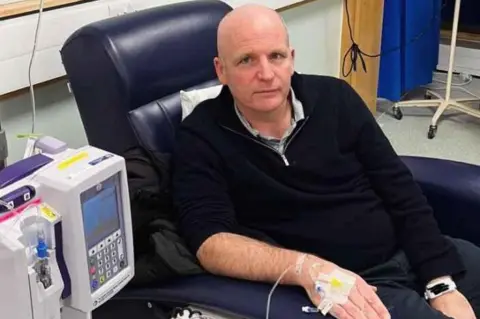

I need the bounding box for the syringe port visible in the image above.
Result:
[36,238,48,259]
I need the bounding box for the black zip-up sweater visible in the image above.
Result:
[172,73,465,285]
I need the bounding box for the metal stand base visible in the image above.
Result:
[393,90,480,139]
[391,0,480,139]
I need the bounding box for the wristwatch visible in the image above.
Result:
[424,277,457,300]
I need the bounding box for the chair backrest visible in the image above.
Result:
[61,0,231,154]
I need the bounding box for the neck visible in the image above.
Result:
[236,99,292,139]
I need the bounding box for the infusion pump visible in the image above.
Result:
[0,145,134,319]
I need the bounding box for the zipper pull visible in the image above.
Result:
[281,154,289,166]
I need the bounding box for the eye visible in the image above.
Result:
[239,56,251,65]
[270,52,285,60]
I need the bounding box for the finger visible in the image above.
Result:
[329,304,355,319]
[358,283,390,319]
[358,285,384,319]
[370,285,377,292]
[366,293,390,319]
[362,299,382,319]
[347,286,367,315]
[342,300,368,319]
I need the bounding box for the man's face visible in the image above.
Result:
[214,21,295,113]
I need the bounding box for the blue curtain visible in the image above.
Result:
[377,0,442,102]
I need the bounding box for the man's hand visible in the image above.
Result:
[299,257,391,319]
[430,290,476,319]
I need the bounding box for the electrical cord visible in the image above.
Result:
[419,71,480,101]
[425,84,480,101]
[432,71,472,86]
[342,0,448,77]
[28,0,46,136]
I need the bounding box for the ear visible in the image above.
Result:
[214,57,227,85]
[289,48,295,75]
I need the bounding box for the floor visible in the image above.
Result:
[376,73,480,166]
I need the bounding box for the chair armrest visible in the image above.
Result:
[116,274,312,319]
[401,156,480,247]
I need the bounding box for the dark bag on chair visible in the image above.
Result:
[123,146,204,287]
[93,297,171,319]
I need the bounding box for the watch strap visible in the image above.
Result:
[424,277,457,300]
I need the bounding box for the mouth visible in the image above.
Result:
[256,89,279,94]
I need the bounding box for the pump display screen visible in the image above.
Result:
[81,174,122,248]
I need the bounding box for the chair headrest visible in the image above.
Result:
[128,79,220,153]
[61,0,231,155]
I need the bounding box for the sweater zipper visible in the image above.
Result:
[283,117,308,156]
[220,116,309,166]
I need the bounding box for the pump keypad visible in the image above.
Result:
[88,229,127,291]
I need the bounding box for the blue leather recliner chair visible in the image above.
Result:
[60,1,480,318]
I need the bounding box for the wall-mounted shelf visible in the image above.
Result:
[0,0,93,19]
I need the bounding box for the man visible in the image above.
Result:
[172,4,480,319]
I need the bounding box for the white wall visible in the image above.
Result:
[0,0,341,95]
[282,0,342,77]
[0,0,343,163]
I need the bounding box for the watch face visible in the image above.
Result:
[430,283,450,295]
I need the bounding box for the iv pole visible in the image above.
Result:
[392,0,480,139]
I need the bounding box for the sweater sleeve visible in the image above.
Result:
[338,80,465,286]
[171,126,238,255]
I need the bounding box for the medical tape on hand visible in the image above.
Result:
[316,297,334,316]
[295,253,308,275]
[311,268,356,314]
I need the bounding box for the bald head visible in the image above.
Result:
[213,3,295,116]
[217,4,289,60]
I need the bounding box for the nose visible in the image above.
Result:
[257,57,274,81]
